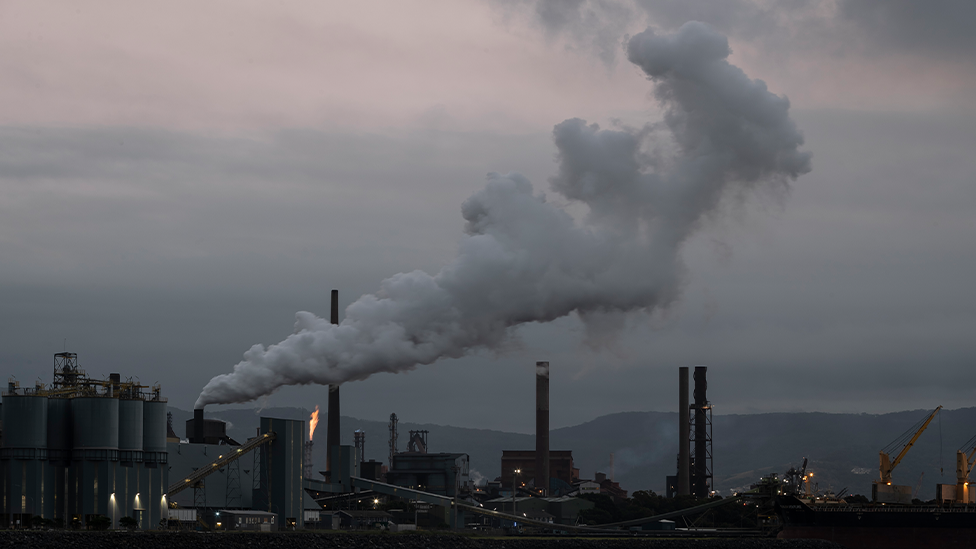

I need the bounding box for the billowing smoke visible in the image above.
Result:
[195,22,810,409]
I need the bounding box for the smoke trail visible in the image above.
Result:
[195,22,810,408]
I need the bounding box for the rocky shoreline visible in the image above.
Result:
[0,531,844,549]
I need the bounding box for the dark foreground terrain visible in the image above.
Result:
[0,531,843,549]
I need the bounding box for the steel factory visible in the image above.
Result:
[0,291,716,531]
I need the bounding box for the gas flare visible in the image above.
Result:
[309,405,319,442]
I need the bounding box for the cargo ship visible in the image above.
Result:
[767,406,976,548]
[774,493,976,548]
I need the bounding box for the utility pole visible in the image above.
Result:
[512,468,520,528]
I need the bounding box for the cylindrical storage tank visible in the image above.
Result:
[47,398,72,454]
[118,399,144,451]
[1,394,48,450]
[142,400,167,453]
[72,397,119,449]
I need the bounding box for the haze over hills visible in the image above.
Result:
[170,406,976,501]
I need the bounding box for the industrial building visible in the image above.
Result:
[0,352,168,529]
[2,295,638,532]
[166,413,309,530]
[500,450,579,493]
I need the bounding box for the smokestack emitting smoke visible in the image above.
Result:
[192,408,204,443]
[194,22,811,409]
[536,361,550,495]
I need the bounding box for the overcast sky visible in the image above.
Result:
[2,1,974,433]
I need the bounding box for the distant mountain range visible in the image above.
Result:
[169,406,976,501]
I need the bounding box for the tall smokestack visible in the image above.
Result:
[326,290,340,482]
[677,367,690,496]
[693,366,708,497]
[535,361,550,495]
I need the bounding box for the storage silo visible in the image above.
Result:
[45,397,72,521]
[119,399,144,458]
[142,401,167,458]
[0,393,48,523]
[70,397,119,521]
[140,399,168,529]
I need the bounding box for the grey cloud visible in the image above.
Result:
[0,110,974,430]
[494,0,976,74]
[838,0,976,60]
[493,0,635,64]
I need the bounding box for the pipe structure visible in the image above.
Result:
[693,366,709,498]
[535,361,550,495]
[326,289,341,481]
[678,367,690,496]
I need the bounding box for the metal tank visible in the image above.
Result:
[118,399,144,451]
[46,398,73,456]
[142,400,167,453]
[1,394,49,451]
[71,397,120,450]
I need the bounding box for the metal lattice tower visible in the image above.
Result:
[225,459,242,508]
[252,445,262,492]
[388,413,398,466]
[689,366,713,498]
[52,352,82,389]
[303,440,314,479]
[354,430,365,462]
[193,479,206,510]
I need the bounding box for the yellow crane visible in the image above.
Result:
[955,437,976,503]
[878,405,942,485]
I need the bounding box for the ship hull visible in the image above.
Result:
[775,495,976,548]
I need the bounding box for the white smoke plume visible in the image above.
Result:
[195,22,810,409]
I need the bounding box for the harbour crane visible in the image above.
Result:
[878,405,942,485]
[955,434,976,503]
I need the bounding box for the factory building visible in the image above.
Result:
[388,452,470,496]
[500,450,579,493]
[166,411,310,530]
[0,353,168,529]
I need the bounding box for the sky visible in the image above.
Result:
[2,0,975,434]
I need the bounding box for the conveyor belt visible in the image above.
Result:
[166,432,276,496]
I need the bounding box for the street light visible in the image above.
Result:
[512,469,521,526]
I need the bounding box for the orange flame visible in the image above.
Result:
[309,405,320,441]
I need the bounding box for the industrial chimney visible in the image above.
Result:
[325,289,341,482]
[677,366,690,496]
[192,407,204,444]
[691,366,712,498]
[535,361,550,496]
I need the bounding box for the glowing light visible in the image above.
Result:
[309,405,320,441]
